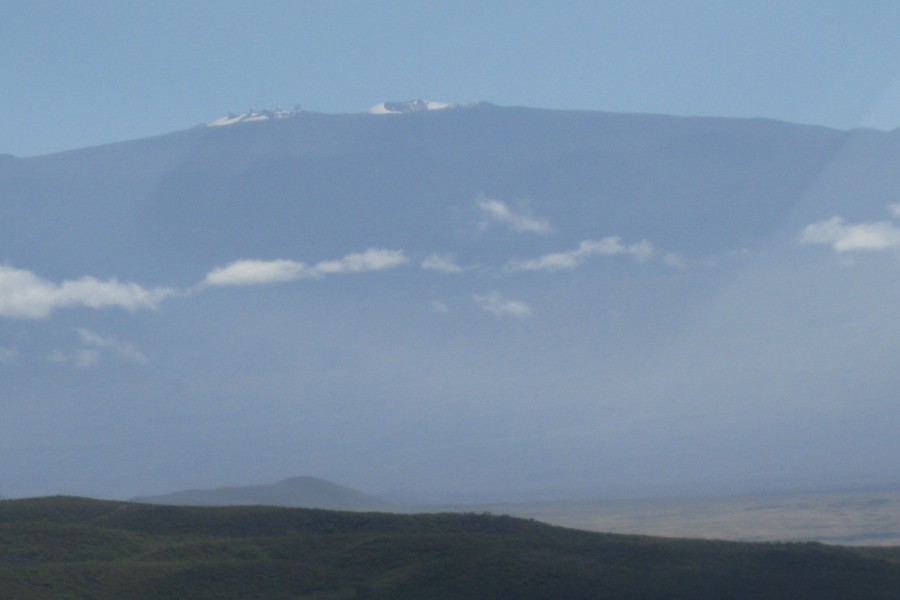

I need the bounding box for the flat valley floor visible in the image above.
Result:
[463,489,900,546]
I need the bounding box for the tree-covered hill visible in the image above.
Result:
[2,496,900,599]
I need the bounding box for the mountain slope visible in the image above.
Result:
[3,105,893,281]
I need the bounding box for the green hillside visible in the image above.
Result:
[2,496,900,599]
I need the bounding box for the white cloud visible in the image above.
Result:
[431,300,450,314]
[476,197,554,234]
[0,265,174,319]
[473,291,532,318]
[799,216,900,252]
[203,248,409,287]
[204,259,310,287]
[421,253,464,273]
[506,237,657,272]
[312,248,408,275]
[76,328,148,364]
[889,203,900,218]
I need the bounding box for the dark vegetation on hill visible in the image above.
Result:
[2,497,900,599]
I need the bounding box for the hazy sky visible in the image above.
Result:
[4,0,900,156]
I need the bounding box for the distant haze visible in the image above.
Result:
[2,104,900,503]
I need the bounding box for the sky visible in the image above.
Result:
[4,0,900,157]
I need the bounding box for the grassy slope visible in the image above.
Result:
[2,497,900,599]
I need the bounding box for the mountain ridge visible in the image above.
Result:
[3,495,900,599]
[131,475,395,511]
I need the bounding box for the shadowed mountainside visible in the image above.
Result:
[131,476,394,511]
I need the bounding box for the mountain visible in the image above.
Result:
[3,103,900,502]
[1,103,896,281]
[131,476,394,511]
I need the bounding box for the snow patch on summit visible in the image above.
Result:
[208,100,477,124]
[368,100,463,115]
[208,106,303,127]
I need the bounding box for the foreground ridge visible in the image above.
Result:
[1,496,900,599]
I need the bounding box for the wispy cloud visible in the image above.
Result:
[0,346,18,364]
[473,291,532,318]
[421,253,464,273]
[431,300,450,314]
[506,237,656,272]
[0,265,174,319]
[46,329,149,368]
[203,248,409,287]
[76,328,148,364]
[313,248,408,275]
[663,253,687,269]
[476,197,554,234]
[799,216,900,252]
[47,348,101,368]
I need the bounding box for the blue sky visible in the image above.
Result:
[4,0,900,157]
